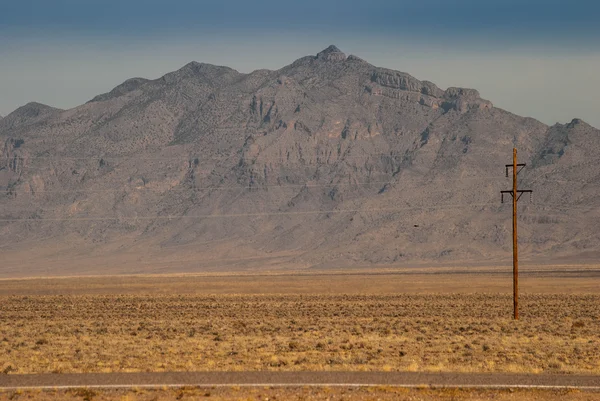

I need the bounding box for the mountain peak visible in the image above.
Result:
[320,45,343,53]
[180,61,238,74]
[157,61,241,85]
[566,118,590,128]
[316,45,346,61]
[0,102,62,131]
[10,102,61,117]
[22,101,53,109]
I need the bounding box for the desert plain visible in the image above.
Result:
[1,265,599,400]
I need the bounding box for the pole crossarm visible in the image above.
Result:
[500,189,533,203]
[505,163,526,177]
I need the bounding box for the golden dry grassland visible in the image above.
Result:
[1,289,599,375]
[2,271,600,400]
[2,269,600,382]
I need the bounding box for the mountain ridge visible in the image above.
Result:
[1,45,599,276]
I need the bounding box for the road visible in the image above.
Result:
[1,372,599,391]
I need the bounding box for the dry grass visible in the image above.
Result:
[1,387,598,401]
[1,291,599,375]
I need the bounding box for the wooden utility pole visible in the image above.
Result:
[501,148,532,320]
[512,149,519,320]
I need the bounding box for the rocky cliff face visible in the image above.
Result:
[1,45,600,275]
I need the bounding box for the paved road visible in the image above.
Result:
[1,372,599,390]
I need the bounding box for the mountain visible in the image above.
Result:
[0,102,62,131]
[1,46,600,276]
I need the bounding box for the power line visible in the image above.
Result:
[1,204,594,224]
[8,160,593,187]
[530,204,600,211]
[480,203,596,211]
[5,149,575,163]
[1,152,435,162]
[0,203,498,222]
[4,202,588,216]
[0,177,591,196]
[0,177,506,194]
[0,172,591,194]
[523,177,598,185]
[3,195,500,214]
[3,149,528,160]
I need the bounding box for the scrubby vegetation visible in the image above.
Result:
[2,293,599,375]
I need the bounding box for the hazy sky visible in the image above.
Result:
[1,0,600,127]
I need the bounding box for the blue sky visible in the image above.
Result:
[2,0,599,43]
[1,0,600,127]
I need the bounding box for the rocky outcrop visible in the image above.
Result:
[441,87,493,113]
[534,125,570,166]
[371,68,444,98]
[371,69,492,113]
[566,118,591,129]
[316,45,347,62]
[346,54,367,63]
[1,138,27,175]
[533,118,595,167]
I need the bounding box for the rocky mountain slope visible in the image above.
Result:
[1,45,599,275]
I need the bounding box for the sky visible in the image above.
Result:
[1,0,600,128]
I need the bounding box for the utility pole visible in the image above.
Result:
[501,148,532,320]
